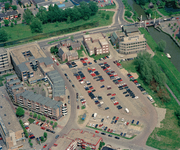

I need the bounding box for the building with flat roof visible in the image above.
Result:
[0,87,25,150]
[122,25,139,36]
[9,43,55,83]
[119,33,147,54]
[15,90,64,119]
[0,48,13,75]
[51,129,103,150]
[83,33,109,56]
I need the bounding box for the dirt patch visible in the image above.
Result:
[120,68,128,76]
[155,107,166,128]
[131,72,139,79]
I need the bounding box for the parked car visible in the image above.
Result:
[41,127,45,130]
[43,144,47,148]
[77,105,79,109]
[115,136,120,139]
[101,132,106,135]
[55,135,59,139]
[108,134,112,137]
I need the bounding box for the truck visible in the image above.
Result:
[82,113,86,121]
[93,113,97,119]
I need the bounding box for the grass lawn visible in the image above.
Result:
[124,16,133,23]
[28,118,35,124]
[78,115,85,124]
[151,10,162,19]
[0,73,14,86]
[91,53,110,60]
[48,37,69,44]
[2,11,114,42]
[77,49,84,57]
[99,3,116,9]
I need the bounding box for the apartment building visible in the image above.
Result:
[83,33,109,56]
[58,46,78,62]
[0,88,25,150]
[5,74,24,103]
[119,33,147,54]
[9,44,54,83]
[46,70,65,101]
[0,48,13,75]
[51,129,103,150]
[15,90,64,119]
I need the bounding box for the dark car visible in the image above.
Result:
[114,120,117,124]
[105,107,109,110]
[95,124,98,128]
[125,94,129,97]
[110,97,115,100]
[40,123,43,126]
[92,89,96,92]
[94,60,97,63]
[101,118,104,122]
[108,134,112,137]
[111,121,114,124]
[115,136,120,139]
[72,85,75,88]
[77,105,79,109]
[113,116,116,120]
[64,73,67,76]
[55,135,59,139]
[46,129,51,132]
[104,127,108,131]
[101,132,106,135]
[51,130,55,134]
[123,91,127,94]
[100,85,105,88]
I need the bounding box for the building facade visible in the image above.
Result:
[83,33,109,56]
[119,34,147,54]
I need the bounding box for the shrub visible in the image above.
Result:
[46,120,49,124]
[50,121,53,125]
[33,113,37,118]
[29,112,33,116]
[44,132,47,138]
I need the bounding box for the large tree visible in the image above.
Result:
[12,5,17,10]
[23,9,34,25]
[158,39,166,52]
[89,1,98,16]
[16,107,25,117]
[79,2,91,20]
[4,20,9,26]
[5,3,11,10]
[30,18,43,33]
[36,6,48,24]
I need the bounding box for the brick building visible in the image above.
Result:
[83,33,109,56]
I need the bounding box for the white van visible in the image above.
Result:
[147,95,153,102]
[125,108,129,113]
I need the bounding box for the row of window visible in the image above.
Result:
[120,41,146,45]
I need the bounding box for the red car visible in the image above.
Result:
[41,127,45,130]
[56,62,59,66]
[43,144,47,148]
[112,93,116,96]
[110,129,113,133]
[89,86,93,89]
[84,57,88,60]
[116,117,119,120]
[52,58,55,61]
[107,128,110,132]
[95,130,99,133]
[99,124,103,127]
[36,122,39,125]
[54,143,58,146]
[126,122,129,125]
[25,127,29,129]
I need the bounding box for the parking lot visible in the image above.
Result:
[62,58,146,118]
[87,114,142,138]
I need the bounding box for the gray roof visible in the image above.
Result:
[8,79,20,85]
[11,84,23,90]
[47,70,65,98]
[5,74,17,80]
[33,0,45,4]
[123,26,139,33]
[57,1,74,9]
[71,42,81,49]
[0,10,18,18]
[38,1,54,7]
[17,62,29,72]
[58,48,65,56]
[39,57,53,66]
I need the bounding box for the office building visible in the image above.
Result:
[0,48,13,74]
[83,33,109,56]
[51,129,103,150]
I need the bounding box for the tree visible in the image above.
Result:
[50,46,58,54]
[158,40,166,52]
[30,143,33,147]
[89,1,98,16]
[146,9,153,15]
[178,120,180,127]
[85,147,91,150]
[0,29,8,42]
[14,20,17,25]
[4,20,9,26]
[69,46,73,50]
[50,121,53,125]
[175,110,180,117]
[125,11,132,18]
[16,107,25,117]
[23,9,34,25]
[11,22,14,27]
[29,139,31,143]
[30,18,43,33]
[37,114,41,120]
[25,131,28,138]
[41,115,46,121]
[12,5,17,10]
[54,122,58,127]
[5,3,11,10]
[101,13,105,18]
[9,0,12,3]
[67,16,71,24]
[30,112,33,116]
[33,112,37,118]
[44,132,47,138]
[41,136,44,141]
[106,14,110,20]
[46,120,49,124]
[36,6,48,24]
[0,23,1,28]
[79,2,91,20]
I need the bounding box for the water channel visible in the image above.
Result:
[126,0,180,72]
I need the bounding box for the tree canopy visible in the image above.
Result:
[0,29,8,42]
[23,9,34,25]
[30,18,43,33]
[16,107,25,117]
[158,39,166,52]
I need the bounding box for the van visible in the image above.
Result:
[125,108,129,113]
[147,95,153,102]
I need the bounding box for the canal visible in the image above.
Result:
[126,0,147,20]
[148,27,180,72]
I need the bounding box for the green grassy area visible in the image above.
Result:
[90,53,110,60]
[78,115,86,124]
[81,106,86,109]
[151,10,162,19]
[47,37,69,44]
[122,0,132,11]
[124,16,134,23]
[2,10,114,42]
[158,8,180,16]
[87,126,136,139]
[77,49,84,57]
[0,73,14,86]
[99,3,116,9]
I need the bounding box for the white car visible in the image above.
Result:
[89,123,92,126]
[38,122,41,126]
[121,118,124,122]
[92,124,95,127]
[124,121,127,125]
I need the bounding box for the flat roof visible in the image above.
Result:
[8,79,20,85]
[40,65,55,73]
[84,33,104,41]
[11,84,23,90]
[86,40,101,50]
[121,34,146,44]
[9,43,46,65]
[99,38,108,45]
[0,87,22,133]
[5,74,17,80]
